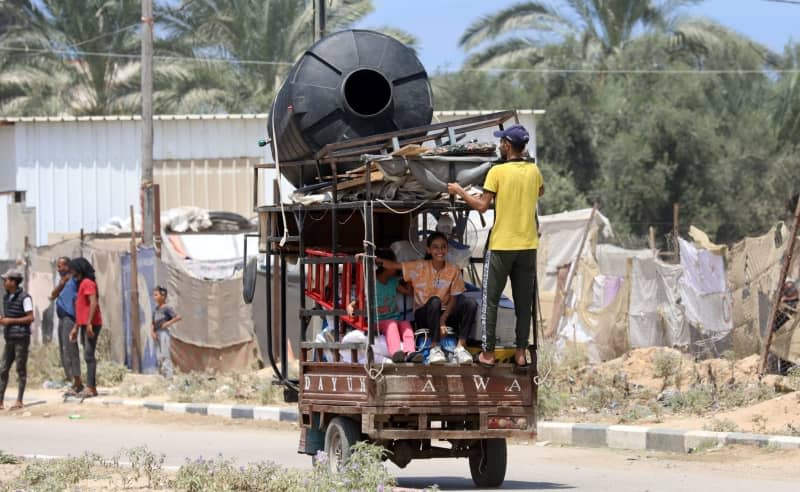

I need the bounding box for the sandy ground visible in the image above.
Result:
[649,391,800,433]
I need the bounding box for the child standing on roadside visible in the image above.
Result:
[152,286,181,379]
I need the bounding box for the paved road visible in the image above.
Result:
[0,415,798,491]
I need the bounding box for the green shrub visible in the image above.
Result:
[26,342,65,385]
[786,366,800,391]
[617,404,653,424]
[665,386,714,415]
[112,445,166,489]
[718,383,775,409]
[703,418,740,433]
[652,350,683,389]
[10,453,99,492]
[97,360,129,386]
[0,451,17,465]
[537,383,567,419]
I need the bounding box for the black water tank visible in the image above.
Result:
[268,29,433,187]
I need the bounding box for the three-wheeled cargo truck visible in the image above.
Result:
[244,111,538,487]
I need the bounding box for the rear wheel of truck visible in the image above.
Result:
[324,416,360,473]
[469,438,507,487]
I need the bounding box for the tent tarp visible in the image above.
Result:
[560,258,630,362]
[538,208,612,292]
[629,257,688,348]
[170,336,258,373]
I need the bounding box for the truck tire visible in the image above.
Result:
[242,256,257,304]
[469,438,507,488]
[324,417,361,472]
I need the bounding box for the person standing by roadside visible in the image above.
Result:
[68,258,102,398]
[151,286,180,379]
[447,124,545,369]
[49,257,82,394]
[0,268,34,410]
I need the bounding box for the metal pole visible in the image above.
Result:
[129,205,141,373]
[760,199,800,374]
[672,203,680,261]
[556,203,598,342]
[141,0,155,247]
[364,201,377,360]
[313,0,326,42]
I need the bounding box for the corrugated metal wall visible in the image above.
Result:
[11,116,272,244]
[154,158,262,216]
[5,111,539,245]
[14,120,143,244]
[0,126,16,191]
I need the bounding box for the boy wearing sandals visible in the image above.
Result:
[448,125,545,369]
[0,268,34,410]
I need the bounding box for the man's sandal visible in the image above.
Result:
[477,353,496,369]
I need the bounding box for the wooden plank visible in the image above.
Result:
[299,342,364,350]
[318,170,383,193]
[366,429,537,440]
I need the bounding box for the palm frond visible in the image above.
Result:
[458,1,570,50]
[463,36,544,70]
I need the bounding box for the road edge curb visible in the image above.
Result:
[537,422,800,452]
[94,397,299,423]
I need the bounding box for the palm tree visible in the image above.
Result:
[773,43,800,146]
[0,1,146,115]
[458,0,709,68]
[160,0,416,113]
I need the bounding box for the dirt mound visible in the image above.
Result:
[597,347,694,392]
[597,349,787,392]
[654,391,800,434]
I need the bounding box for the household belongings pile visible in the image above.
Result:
[290,143,500,204]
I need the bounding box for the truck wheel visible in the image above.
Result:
[324,417,360,472]
[469,438,507,488]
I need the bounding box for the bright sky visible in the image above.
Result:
[354,0,799,72]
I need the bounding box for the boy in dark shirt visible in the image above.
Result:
[152,286,181,379]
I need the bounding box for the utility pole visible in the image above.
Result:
[313,0,326,42]
[672,203,680,261]
[141,0,155,247]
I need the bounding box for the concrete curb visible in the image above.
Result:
[537,422,800,452]
[92,397,299,423]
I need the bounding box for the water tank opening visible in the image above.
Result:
[342,69,392,117]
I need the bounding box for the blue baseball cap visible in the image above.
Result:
[493,125,530,146]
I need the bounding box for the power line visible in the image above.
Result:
[0,46,295,66]
[69,23,140,48]
[0,45,797,75]
[764,0,800,5]
[460,67,800,75]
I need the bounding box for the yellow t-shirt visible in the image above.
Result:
[483,161,544,251]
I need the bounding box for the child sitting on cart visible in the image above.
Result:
[371,232,477,365]
[349,251,422,363]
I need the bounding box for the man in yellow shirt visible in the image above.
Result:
[447,125,544,368]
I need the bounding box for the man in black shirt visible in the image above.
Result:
[0,268,34,410]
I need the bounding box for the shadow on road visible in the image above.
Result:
[396,477,574,490]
